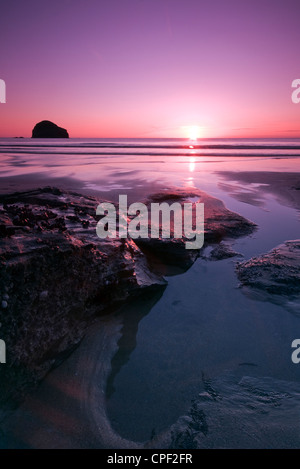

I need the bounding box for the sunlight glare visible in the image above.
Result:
[188,125,200,141]
[189,157,195,172]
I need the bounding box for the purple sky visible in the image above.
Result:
[1,0,300,137]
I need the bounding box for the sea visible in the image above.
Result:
[1,137,300,447]
[1,136,300,198]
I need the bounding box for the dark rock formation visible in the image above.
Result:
[0,186,256,411]
[32,120,69,138]
[236,240,300,313]
[134,188,255,271]
[0,187,165,407]
[236,240,300,295]
[208,242,243,261]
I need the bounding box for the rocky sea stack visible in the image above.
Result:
[32,120,69,138]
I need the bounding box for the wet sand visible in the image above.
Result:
[0,172,167,204]
[1,316,134,449]
[217,171,300,211]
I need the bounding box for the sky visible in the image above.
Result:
[0,0,300,138]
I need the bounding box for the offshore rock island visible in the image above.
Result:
[0,186,256,416]
[32,120,69,138]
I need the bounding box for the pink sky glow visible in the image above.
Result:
[0,0,300,138]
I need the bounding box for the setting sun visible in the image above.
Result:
[187,126,201,141]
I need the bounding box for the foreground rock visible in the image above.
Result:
[135,188,255,271]
[0,187,165,407]
[0,186,256,412]
[207,242,243,261]
[32,120,69,138]
[236,240,300,313]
